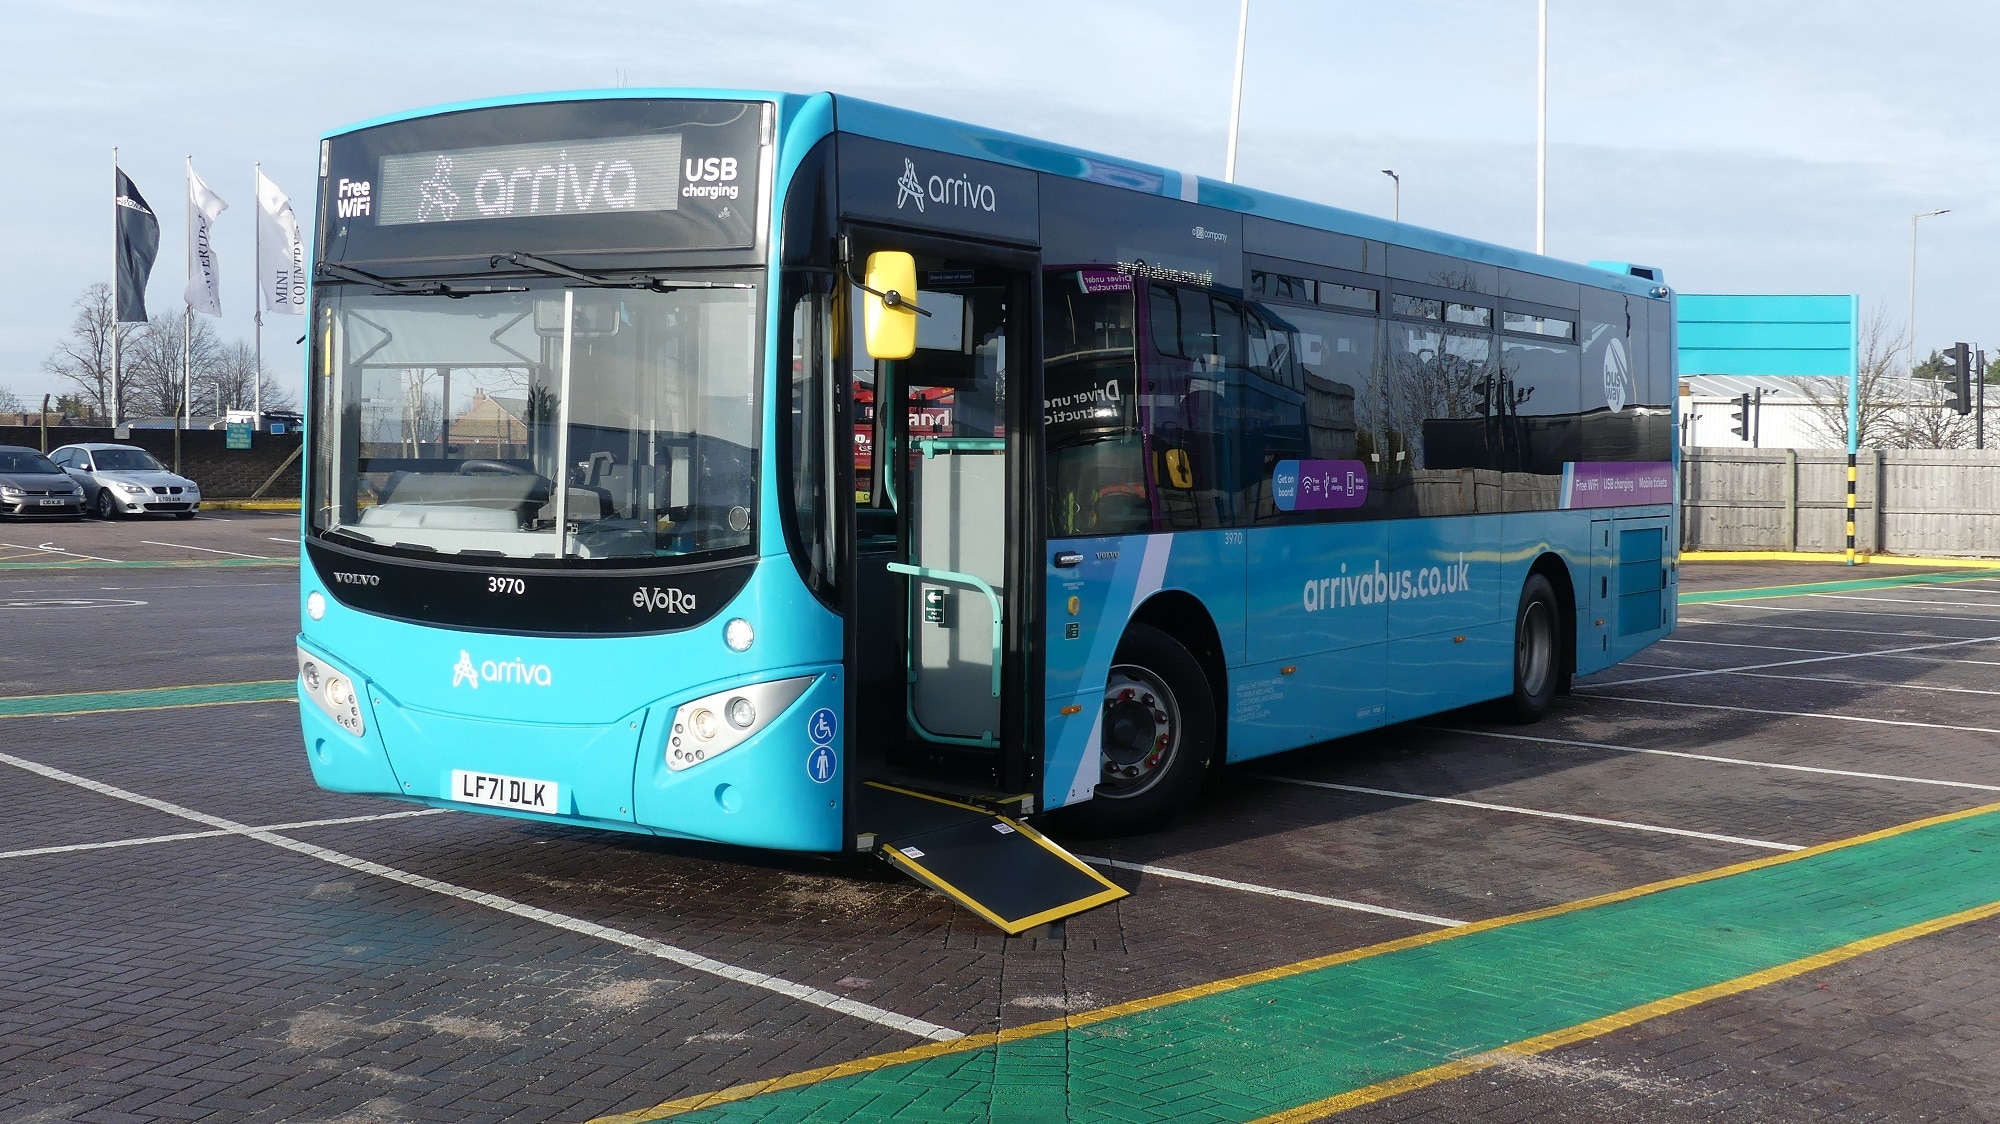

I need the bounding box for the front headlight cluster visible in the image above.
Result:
[0,486,20,498]
[666,675,815,772]
[116,481,149,496]
[298,646,366,736]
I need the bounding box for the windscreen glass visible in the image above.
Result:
[310,279,759,565]
[93,448,167,471]
[0,450,60,474]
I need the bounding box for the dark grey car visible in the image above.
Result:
[0,445,86,519]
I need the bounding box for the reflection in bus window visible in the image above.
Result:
[1044,270,1147,537]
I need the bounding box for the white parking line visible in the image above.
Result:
[1428,727,2000,794]
[1660,637,1848,656]
[0,808,448,861]
[1814,593,2000,611]
[0,749,962,1043]
[0,541,114,562]
[1246,773,1801,851]
[1723,601,2000,626]
[1882,653,2000,670]
[1576,694,2000,736]
[1662,638,2000,671]
[267,537,295,543]
[1692,667,2000,698]
[1603,632,2000,686]
[1074,854,1465,928]
[139,540,271,559]
[1677,618,1951,640]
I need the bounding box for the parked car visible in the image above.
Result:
[0,445,86,519]
[49,443,202,520]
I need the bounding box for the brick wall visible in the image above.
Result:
[0,425,303,500]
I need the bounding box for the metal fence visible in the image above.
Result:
[1682,447,2000,557]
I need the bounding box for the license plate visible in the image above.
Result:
[37,498,66,506]
[450,769,560,813]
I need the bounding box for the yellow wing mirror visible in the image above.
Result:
[862,251,921,360]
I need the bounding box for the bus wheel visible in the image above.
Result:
[1506,573,1561,723]
[1062,624,1215,834]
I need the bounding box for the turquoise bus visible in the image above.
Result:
[297,90,1677,931]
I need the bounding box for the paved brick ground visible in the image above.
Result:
[3,551,2000,1121]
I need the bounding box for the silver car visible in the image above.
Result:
[50,443,202,520]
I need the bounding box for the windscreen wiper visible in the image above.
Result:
[494,252,754,292]
[316,263,525,298]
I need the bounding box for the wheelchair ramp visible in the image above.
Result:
[858,782,1127,935]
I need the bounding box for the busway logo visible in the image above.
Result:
[452,649,552,689]
[1603,337,1629,413]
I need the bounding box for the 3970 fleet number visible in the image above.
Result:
[487,576,526,595]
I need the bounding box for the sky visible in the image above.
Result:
[3,0,1994,407]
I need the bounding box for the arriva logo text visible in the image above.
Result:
[633,586,697,614]
[894,157,997,213]
[452,650,552,689]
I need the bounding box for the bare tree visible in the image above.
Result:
[211,340,298,414]
[0,383,20,414]
[1888,378,1977,449]
[123,313,226,418]
[41,283,137,422]
[1796,305,1902,449]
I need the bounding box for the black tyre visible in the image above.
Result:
[1504,573,1561,723]
[174,511,196,520]
[95,490,119,520]
[1058,624,1216,834]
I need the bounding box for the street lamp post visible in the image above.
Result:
[1909,208,1950,373]
[1536,0,1548,254]
[1223,0,1250,183]
[1380,169,1400,222]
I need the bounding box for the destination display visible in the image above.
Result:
[378,135,686,226]
[319,99,766,262]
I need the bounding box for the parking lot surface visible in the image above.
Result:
[5,525,2000,1122]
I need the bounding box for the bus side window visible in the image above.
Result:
[1044,270,1148,537]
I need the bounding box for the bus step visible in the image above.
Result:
[856,781,1127,935]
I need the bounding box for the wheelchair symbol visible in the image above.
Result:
[807,707,838,745]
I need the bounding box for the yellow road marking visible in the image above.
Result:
[1254,894,2000,1122]
[1682,550,2000,568]
[587,797,2000,1123]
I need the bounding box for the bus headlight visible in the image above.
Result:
[689,707,720,741]
[666,675,815,772]
[724,618,754,652]
[298,646,366,736]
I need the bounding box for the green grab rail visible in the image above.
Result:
[916,436,1007,458]
[887,560,1004,749]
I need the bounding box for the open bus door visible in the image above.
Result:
[837,229,1124,933]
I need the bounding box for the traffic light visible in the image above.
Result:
[1728,392,1751,440]
[1942,342,1973,416]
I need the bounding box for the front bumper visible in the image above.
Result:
[107,491,199,514]
[1,496,83,516]
[295,640,846,853]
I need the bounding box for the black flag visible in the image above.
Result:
[114,168,160,323]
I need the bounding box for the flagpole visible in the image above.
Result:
[180,156,191,474]
[111,146,121,430]
[253,163,263,428]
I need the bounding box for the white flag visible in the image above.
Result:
[256,169,307,315]
[184,160,228,317]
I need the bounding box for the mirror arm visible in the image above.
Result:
[851,280,931,317]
